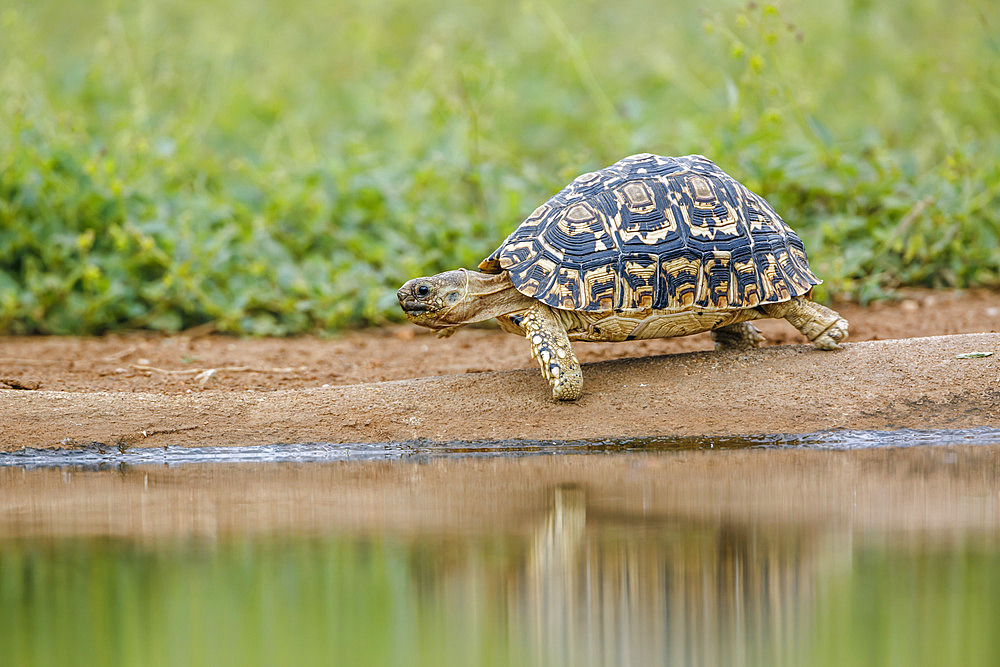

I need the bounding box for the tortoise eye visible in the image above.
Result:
[416,284,430,297]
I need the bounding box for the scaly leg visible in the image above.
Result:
[761,298,849,350]
[711,321,766,350]
[522,302,583,400]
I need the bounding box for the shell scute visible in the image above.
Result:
[480,154,820,312]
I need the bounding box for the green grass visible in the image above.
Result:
[1,0,998,334]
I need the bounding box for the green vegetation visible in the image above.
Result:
[1,0,997,334]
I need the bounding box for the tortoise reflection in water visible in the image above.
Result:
[398,154,848,400]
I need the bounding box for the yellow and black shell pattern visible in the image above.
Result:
[479,153,820,312]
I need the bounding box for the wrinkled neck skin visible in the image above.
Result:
[441,270,535,326]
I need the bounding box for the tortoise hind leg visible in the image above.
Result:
[711,322,766,350]
[522,302,583,400]
[761,298,849,350]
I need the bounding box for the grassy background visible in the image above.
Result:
[1,0,998,334]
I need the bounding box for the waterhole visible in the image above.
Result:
[2,426,999,666]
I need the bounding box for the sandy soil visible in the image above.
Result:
[1,289,999,448]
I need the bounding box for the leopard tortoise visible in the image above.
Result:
[397,153,848,400]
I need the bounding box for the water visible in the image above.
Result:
[2,428,999,667]
[3,426,1000,468]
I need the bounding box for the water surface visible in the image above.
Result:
[3,425,1000,468]
[1,429,999,666]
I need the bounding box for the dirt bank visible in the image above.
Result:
[1,289,998,449]
[2,334,998,450]
[1,289,998,395]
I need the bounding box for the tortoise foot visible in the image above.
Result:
[550,365,583,401]
[712,322,766,351]
[812,317,849,350]
[762,298,849,351]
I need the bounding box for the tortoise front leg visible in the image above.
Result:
[522,302,583,400]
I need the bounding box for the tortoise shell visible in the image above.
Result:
[479,153,820,312]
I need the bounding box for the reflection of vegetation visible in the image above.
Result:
[807,548,1000,667]
[2,493,999,666]
[0,538,522,667]
[1,0,998,333]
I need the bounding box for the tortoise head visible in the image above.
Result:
[397,269,476,329]
[397,269,535,330]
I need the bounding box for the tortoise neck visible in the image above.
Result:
[452,270,536,323]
